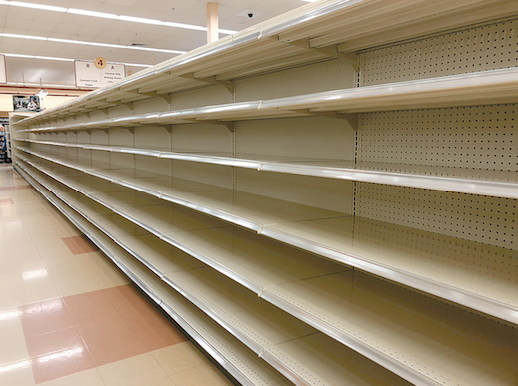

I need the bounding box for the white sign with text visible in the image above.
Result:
[75,60,125,88]
[0,55,6,84]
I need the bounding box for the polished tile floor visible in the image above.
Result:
[0,165,234,386]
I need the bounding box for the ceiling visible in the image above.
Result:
[0,0,311,88]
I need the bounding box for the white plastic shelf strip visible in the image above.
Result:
[15,160,416,386]
[16,138,518,199]
[18,67,518,133]
[15,147,518,324]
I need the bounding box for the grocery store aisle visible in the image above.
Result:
[0,165,234,386]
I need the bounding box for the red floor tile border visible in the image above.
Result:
[0,197,14,204]
[19,284,188,383]
[61,235,99,255]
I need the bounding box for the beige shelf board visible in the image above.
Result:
[277,0,518,51]
[261,67,518,112]
[19,67,518,134]
[14,165,291,386]
[263,271,518,386]
[15,151,518,324]
[17,139,518,199]
[17,161,417,386]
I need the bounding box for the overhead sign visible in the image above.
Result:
[0,55,6,84]
[75,60,125,88]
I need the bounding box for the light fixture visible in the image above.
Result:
[0,33,186,54]
[3,53,154,67]
[0,0,237,34]
[35,90,49,98]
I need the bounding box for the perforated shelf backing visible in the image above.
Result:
[358,105,518,180]
[360,17,518,86]
[357,183,516,251]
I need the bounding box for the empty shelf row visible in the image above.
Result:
[15,158,518,386]
[14,165,291,386]
[16,138,518,197]
[14,147,518,325]
[15,161,416,386]
[18,68,518,132]
[17,0,518,125]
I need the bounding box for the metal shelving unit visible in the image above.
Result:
[15,160,415,386]
[14,148,518,325]
[11,1,518,385]
[15,159,518,386]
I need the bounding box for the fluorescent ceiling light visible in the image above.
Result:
[3,53,154,67]
[0,33,185,54]
[0,1,237,34]
[2,0,66,12]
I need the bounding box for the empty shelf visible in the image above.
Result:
[16,151,518,324]
[17,160,518,386]
[14,165,290,386]
[16,160,415,386]
[18,139,518,198]
[15,0,518,125]
[19,68,518,134]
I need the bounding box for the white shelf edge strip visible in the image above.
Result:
[15,139,518,199]
[12,164,255,386]
[14,148,518,326]
[15,159,440,386]
[17,67,518,130]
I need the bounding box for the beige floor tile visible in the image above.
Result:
[169,364,234,386]
[0,319,30,364]
[46,211,81,237]
[0,360,35,386]
[77,253,129,289]
[0,308,22,327]
[98,352,174,386]
[3,253,47,276]
[0,274,19,311]
[152,342,211,377]
[36,243,75,266]
[38,367,105,386]
[46,260,100,297]
[11,270,60,307]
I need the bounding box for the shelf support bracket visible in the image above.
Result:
[279,37,359,72]
[290,109,358,129]
[178,73,234,94]
[192,119,235,132]
[124,89,172,104]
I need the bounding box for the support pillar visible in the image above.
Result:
[207,2,219,44]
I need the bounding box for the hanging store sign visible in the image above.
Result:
[74,60,125,88]
[0,55,6,84]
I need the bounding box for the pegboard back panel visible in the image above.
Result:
[359,105,518,182]
[357,183,516,250]
[352,216,518,307]
[361,18,518,86]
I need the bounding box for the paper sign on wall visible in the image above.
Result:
[75,60,125,88]
[0,55,6,84]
